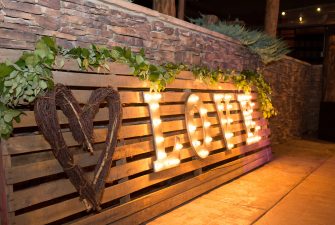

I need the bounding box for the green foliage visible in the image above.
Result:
[0,36,277,138]
[190,16,290,64]
[0,36,57,138]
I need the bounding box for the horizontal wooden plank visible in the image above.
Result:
[13,146,271,225]
[13,100,260,128]
[74,148,270,225]
[7,111,264,155]
[6,119,268,185]
[10,134,270,212]
[110,150,271,225]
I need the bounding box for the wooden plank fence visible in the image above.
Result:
[0,48,272,225]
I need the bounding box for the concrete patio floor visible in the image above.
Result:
[146,139,335,225]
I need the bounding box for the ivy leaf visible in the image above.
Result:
[0,63,14,78]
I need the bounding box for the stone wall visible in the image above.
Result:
[0,0,322,143]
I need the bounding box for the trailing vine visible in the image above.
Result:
[0,36,276,138]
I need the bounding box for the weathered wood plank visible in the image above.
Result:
[6,119,269,184]
[74,148,271,225]
[13,146,271,225]
[7,111,264,155]
[10,135,270,212]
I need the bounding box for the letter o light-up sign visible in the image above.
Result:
[185,94,212,158]
[144,92,183,172]
[213,94,235,150]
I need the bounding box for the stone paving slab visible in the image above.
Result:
[146,139,335,225]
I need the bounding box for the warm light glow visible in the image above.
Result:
[188,124,197,132]
[228,143,234,149]
[227,104,233,110]
[248,132,254,137]
[144,93,152,102]
[205,136,213,144]
[192,140,201,147]
[281,11,286,16]
[224,94,232,101]
[218,104,224,111]
[150,103,159,110]
[189,95,199,103]
[299,16,303,22]
[198,149,209,158]
[225,132,233,139]
[175,143,183,151]
[317,7,321,12]
[200,108,207,115]
[153,118,162,126]
[155,136,164,144]
[153,93,162,100]
[204,121,211,128]
[255,126,261,131]
[250,102,255,107]
[157,151,167,160]
[214,94,224,101]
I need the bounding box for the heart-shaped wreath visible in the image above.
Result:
[34,84,122,211]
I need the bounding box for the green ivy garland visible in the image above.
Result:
[0,36,276,139]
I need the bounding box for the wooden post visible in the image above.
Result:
[153,0,176,17]
[178,0,185,20]
[264,0,280,37]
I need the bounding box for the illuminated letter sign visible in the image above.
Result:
[238,94,261,144]
[185,94,213,158]
[213,93,235,150]
[144,92,183,172]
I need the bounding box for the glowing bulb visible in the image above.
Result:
[150,103,159,110]
[204,121,211,128]
[192,140,201,147]
[214,94,223,101]
[153,93,162,100]
[299,16,303,22]
[224,95,232,101]
[205,136,212,144]
[281,11,286,16]
[189,95,199,103]
[155,136,164,143]
[175,143,183,151]
[198,149,209,158]
[218,104,224,111]
[225,132,233,139]
[200,108,207,115]
[228,143,234,149]
[157,151,167,160]
[154,162,164,171]
[153,118,162,126]
[188,124,197,132]
[316,7,321,12]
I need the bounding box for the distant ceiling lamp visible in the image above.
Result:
[281,11,286,16]
[299,16,303,23]
[316,7,321,12]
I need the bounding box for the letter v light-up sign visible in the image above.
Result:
[144,92,183,172]
[185,94,212,158]
[238,94,261,144]
[213,93,235,150]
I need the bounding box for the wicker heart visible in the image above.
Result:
[34,84,122,211]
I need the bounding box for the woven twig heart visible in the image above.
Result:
[34,84,122,211]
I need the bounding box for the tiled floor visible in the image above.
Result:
[147,139,335,225]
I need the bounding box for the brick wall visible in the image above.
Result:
[0,0,322,143]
